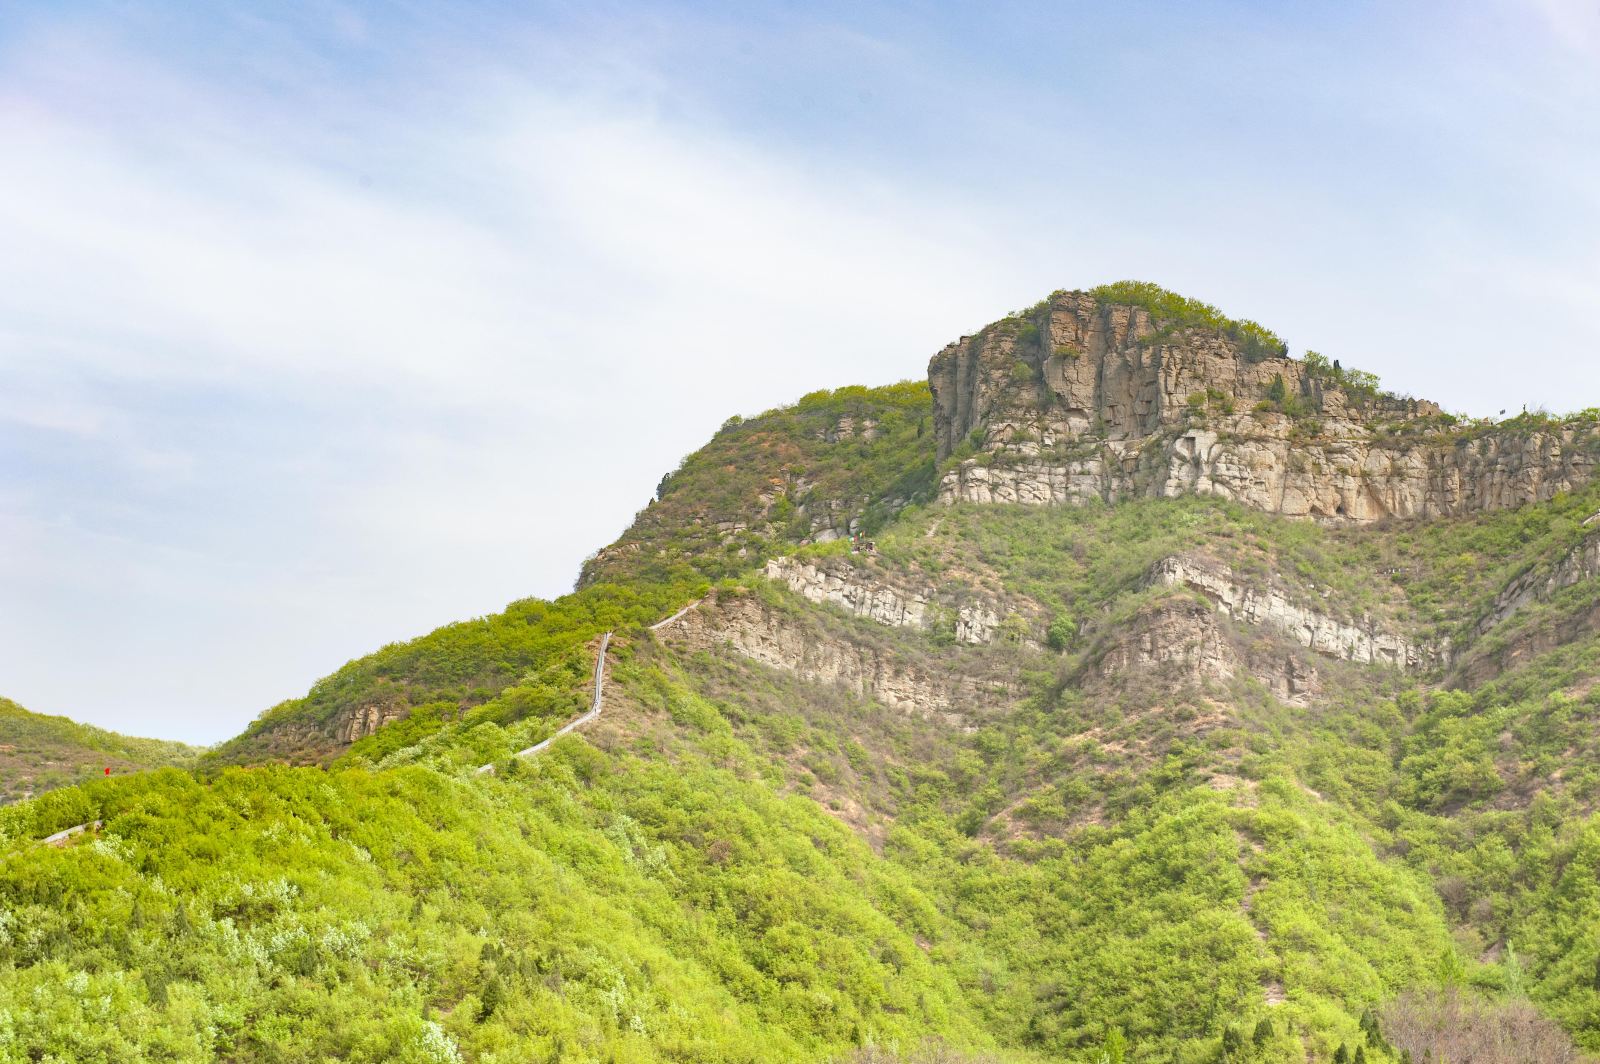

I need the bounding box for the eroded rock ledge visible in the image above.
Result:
[1476,529,1600,637]
[1089,598,1321,706]
[764,556,1006,644]
[1148,555,1443,671]
[661,591,1016,727]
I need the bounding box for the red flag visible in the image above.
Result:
[104,767,110,776]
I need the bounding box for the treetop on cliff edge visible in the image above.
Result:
[1086,280,1288,362]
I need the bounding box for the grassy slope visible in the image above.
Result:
[0,707,1007,1062]
[0,697,199,805]
[637,627,1456,1061]
[207,581,706,768]
[606,479,1600,1058]
[580,381,937,589]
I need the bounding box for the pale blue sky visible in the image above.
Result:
[2,1,1597,742]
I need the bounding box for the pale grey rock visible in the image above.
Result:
[663,591,1017,727]
[1148,555,1443,671]
[1089,595,1320,708]
[765,556,1014,645]
[1093,599,1239,684]
[930,291,1598,523]
[336,700,409,744]
[1476,531,1600,637]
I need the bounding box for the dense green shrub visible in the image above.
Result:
[1091,281,1287,362]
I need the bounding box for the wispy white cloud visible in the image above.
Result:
[0,19,1030,741]
[1521,0,1600,56]
[1,3,1598,742]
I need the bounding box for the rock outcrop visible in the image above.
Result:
[1475,530,1600,638]
[1093,598,1239,683]
[1149,555,1442,671]
[662,591,1017,727]
[931,291,1598,522]
[336,699,410,744]
[764,556,1009,645]
[1088,597,1323,707]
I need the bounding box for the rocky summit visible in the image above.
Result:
[933,284,1598,521]
[8,283,1600,1064]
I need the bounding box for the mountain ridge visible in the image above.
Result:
[7,282,1600,1062]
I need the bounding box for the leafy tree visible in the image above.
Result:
[1360,1007,1382,1046]
[1099,1026,1127,1063]
[143,968,169,1008]
[1046,615,1077,652]
[478,974,504,1021]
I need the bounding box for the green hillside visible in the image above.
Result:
[6,287,1600,1062]
[0,697,200,805]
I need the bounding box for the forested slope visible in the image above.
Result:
[0,697,199,805]
[7,286,1600,1063]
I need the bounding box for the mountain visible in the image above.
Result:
[5,283,1600,1063]
[0,696,200,805]
[931,282,1597,519]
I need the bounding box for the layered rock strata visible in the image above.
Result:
[1090,598,1323,707]
[1475,530,1600,637]
[764,556,1006,644]
[931,291,1597,522]
[336,699,410,744]
[662,591,1016,727]
[1149,555,1442,671]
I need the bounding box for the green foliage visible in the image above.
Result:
[1091,281,1286,362]
[211,578,704,766]
[1303,351,1383,402]
[1185,388,1236,419]
[0,697,199,804]
[477,973,504,1021]
[0,743,998,1062]
[583,381,937,589]
[1045,615,1077,653]
[1259,374,1316,419]
[15,335,1600,1060]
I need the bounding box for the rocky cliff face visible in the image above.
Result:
[1088,597,1324,707]
[1149,555,1443,671]
[764,556,1013,645]
[1475,524,1600,638]
[662,591,1018,728]
[930,291,1598,522]
[336,699,410,744]
[1092,598,1239,684]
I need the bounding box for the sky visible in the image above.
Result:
[1,1,1598,744]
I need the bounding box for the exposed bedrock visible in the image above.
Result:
[661,591,1018,727]
[930,291,1597,522]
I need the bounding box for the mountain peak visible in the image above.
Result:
[931,284,1597,521]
